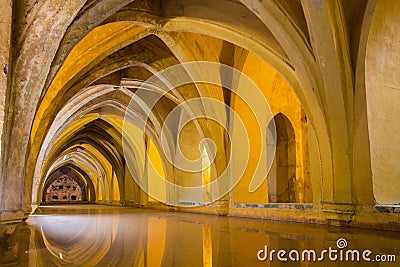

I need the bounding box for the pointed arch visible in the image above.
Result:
[267,113,296,203]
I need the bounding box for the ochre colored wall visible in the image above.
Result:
[366,0,400,205]
[233,53,311,204]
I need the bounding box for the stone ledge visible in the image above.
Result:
[178,201,212,206]
[234,203,313,210]
[0,210,25,225]
[40,201,90,205]
[322,202,356,214]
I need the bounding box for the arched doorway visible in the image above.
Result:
[267,113,296,203]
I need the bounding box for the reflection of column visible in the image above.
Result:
[0,223,31,266]
[147,217,167,267]
[163,217,179,266]
[271,236,300,267]
[202,225,212,267]
[213,219,231,266]
[164,217,205,266]
[28,223,38,266]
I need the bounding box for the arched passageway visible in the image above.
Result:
[42,168,87,203]
[41,166,95,203]
[0,0,399,237]
[268,113,296,203]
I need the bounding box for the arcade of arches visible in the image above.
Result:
[1,0,400,242]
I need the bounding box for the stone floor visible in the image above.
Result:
[1,205,399,266]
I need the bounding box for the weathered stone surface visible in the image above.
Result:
[366,0,400,205]
[0,0,12,209]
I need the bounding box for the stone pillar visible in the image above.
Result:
[0,0,16,224]
[0,0,11,145]
[139,151,149,206]
[302,0,356,222]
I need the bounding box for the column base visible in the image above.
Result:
[322,202,356,225]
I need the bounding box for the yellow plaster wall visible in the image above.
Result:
[233,52,311,204]
[366,0,400,205]
[148,138,167,203]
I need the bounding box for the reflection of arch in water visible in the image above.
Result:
[267,113,296,203]
[32,211,167,266]
[33,213,119,266]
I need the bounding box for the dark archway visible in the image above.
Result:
[267,113,296,203]
[42,167,88,203]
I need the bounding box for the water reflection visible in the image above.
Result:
[3,205,399,266]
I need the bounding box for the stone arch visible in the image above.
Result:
[40,147,109,204]
[66,164,96,203]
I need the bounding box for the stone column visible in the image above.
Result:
[302,0,356,222]
[0,0,11,145]
[0,0,16,224]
